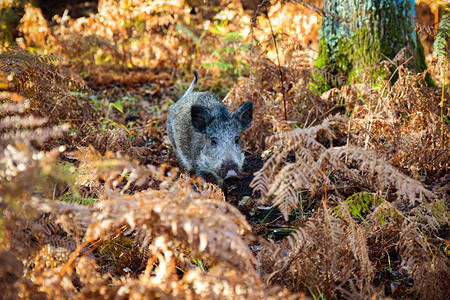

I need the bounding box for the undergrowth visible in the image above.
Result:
[0,1,449,299]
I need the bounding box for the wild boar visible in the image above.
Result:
[166,71,253,189]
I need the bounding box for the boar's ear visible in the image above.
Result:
[191,105,213,133]
[233,101,253,130]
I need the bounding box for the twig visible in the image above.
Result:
[264,4,287,120]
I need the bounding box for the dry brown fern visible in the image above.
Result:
[75,123,149,162]
[0,47,96,126]
[0,49,151,163]
[360,195,448,299]
[250,115,348,219]
[349,53,450,180]
[49,0,191,84]
[0,100,85,290]
[0,104,72,201]
[24,176,258,298]
[321,147,437,206]
[3,138,303,298]
[16,3,50,48]
[258,200,377,298]
[398,221,450,299]
[251,114,444,220]
[183,264,303,299]
[226,23,331,152]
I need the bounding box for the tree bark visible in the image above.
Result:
[315,0,431,92]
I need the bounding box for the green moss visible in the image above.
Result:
[314,37,331,69]
[314,36,352,93]
[334,39,353,73]
[314,0,433,92]
[415,38,436,87]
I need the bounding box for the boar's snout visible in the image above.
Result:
[224,170,240,185]
[221,161,240,185]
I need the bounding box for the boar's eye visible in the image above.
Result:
[210,137,218,147]
[234,136,240,145]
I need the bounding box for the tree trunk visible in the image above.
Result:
[315,0,431,92]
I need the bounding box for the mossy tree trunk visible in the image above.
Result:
[315,0,430,92]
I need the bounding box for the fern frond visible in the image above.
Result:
[0,47,96,125]
[398,221,450,299]
[251,115,348,219]
[0,124,69,146]
[322,147,437,206]
[30,148,255,273]
[36,187,256,272]
[433,9,450,64]
[0,115,48,129]
[339,202,374,286]
[75,124,148,161]
[260,201,377,298]
[252,114,440,219]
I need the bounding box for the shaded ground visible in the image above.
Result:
[38,0,98,21]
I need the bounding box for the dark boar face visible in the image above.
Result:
[191,101,253,187]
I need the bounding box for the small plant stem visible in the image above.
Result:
[325,259,330,300]
[32,232,56,268]
[265,5,287,121]
[59,239,93,278]
[265,215,283,226]
[298,189,304,219]
[323,163,327,202]
[440,43,447,143]
[261,206,275,224]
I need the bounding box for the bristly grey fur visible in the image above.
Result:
[166,72,253,189]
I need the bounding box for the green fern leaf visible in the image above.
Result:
[433,10,450,64]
